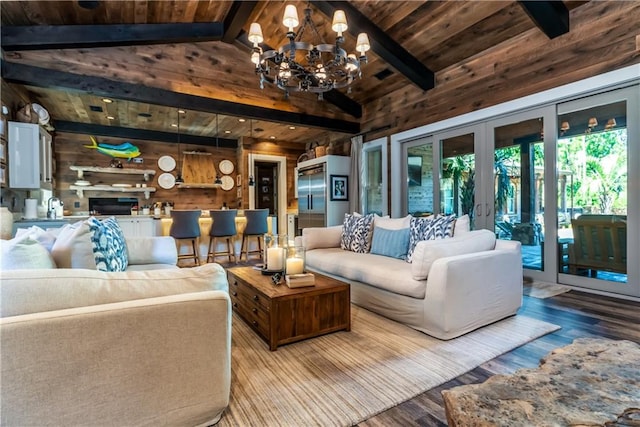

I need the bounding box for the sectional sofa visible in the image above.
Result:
[301,214,523,340]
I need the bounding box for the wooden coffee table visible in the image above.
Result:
[227,266,351,351]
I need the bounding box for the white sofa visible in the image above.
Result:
[301,219,523,340]
[0,263,231,426]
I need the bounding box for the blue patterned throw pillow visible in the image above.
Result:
[341,213,375,253]
[86,216,128,272]
[407,214,456,262]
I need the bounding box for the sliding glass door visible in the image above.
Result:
[362,137,388,216]
[402,137,437,217]
[556,87,639,296]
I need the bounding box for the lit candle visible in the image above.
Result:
[286,257,304,275]
[267,247,284,271]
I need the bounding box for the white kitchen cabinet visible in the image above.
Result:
[116,217,158,238]
[8,121,53,189]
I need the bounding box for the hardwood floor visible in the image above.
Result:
[357,290,640,426]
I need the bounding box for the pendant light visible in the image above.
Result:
[214,114,223,186]
[175,109,184,184]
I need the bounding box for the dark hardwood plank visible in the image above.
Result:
[356,290,640,426]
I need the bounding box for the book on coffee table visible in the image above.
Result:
[285,273,316,288]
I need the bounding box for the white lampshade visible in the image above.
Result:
[356,32,370,54]
[332,10,348,36]
[248,23,264,45]
[282,5,299,31]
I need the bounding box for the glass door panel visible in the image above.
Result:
[406,141,436,217]
[440,133,476,226]
[493,118,544,271]
[558,100,628,285]
[363,146,383,215]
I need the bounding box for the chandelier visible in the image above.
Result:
[248,3,371,97]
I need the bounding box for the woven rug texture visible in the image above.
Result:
[524,281,572,299]
[218,305,560,426]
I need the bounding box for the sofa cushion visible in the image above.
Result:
[410,229,497,280]
[340,213,374,253]
[302,225,342,250]
[306,248,427,298]
[0,263,228,317]
[370,227,410,260]
[407,214,456,262]
[453,214,470,236]
[14,226,58,252]
[86,216,128,272]
[1,237,57,270]
[126,236,178,266]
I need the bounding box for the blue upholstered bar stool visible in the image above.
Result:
[207,209,237,263]
[240,208,269,261]
[169,210,202,266]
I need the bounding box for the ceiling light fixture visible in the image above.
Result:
[214,114,223,186]
[248,3,370,97]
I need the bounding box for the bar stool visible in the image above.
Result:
[240,208,269,261]
[207,209,237,263]
[170,210,201,266]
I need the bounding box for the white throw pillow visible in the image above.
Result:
[302,225,343,250]
[14,226,58,252]
[374,214,412,230]
[50,221,96,269]
[410,229,496,280]
[453,214,470,236]
[1,236,57,270]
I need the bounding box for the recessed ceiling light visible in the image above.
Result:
[269,136,276,140]
[178,109,186,114]
[106,115,115,120]
[238,118,246,122]
[289,126,296,130]
[171,123,178,127]
[102,98,113,103]
[224,130,231,134]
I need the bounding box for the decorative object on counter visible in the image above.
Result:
[219,159,234,175]
[141,206,150,216]
[158,155,176,172]
[263,233,287,273]
[285,244,305,275]
[158,172,176,189]
[164,201,173,216]
[0,206,13,239]
[85,136,141,160]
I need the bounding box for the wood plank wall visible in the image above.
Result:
[361,1,640,141]
[54,132,324,214]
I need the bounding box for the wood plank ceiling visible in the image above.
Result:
[2,0,630,148]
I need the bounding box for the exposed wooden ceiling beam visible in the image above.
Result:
[0,22,224,51]
[312,1,435,91]
[55,121,238,148]
[222,1,259,44]
[235,31,363,119]
[1,61,360,134]
[518,1,569,39]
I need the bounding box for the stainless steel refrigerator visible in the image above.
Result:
[297,164,326,230]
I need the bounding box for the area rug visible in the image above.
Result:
[218,306,560,426]
[524,281,572,299]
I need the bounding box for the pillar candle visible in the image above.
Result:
[286,257,304,275]
[267,247,284,271]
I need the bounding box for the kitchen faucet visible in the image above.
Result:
[47,197,61,219]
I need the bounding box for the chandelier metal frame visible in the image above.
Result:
[249,4,370,96]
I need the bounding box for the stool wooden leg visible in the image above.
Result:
[206,237,215,263]
[240,235,247,260]
[192,239,200,265]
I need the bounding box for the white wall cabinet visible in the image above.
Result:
[116,217,158,238]
[8,121,52,189]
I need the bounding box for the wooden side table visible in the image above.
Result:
[227,266,350,350]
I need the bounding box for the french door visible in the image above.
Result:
[556,86,639,297]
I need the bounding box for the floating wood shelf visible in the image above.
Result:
[70,165,156,181]
[69,185,156,200]
[175,183,222,189]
